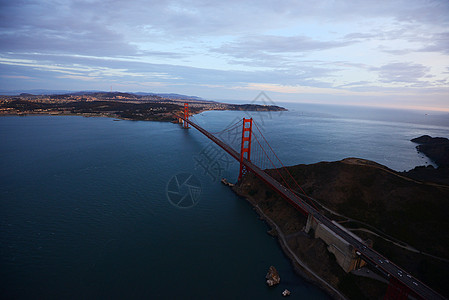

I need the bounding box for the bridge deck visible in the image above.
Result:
[175,113,446,300]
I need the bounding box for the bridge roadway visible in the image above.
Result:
[176,114,445,300]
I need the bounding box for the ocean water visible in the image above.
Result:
[1,103,448,299]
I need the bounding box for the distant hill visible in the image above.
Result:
[0,89,76,95]
[134,92,212,102]
[0,90,211,102]
[71,92,141,99]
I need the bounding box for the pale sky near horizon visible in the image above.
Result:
[0,0,448,111]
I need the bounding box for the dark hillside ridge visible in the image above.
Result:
[238,157,449,298]
[272,158,449,259]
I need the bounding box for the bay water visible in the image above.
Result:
[1,103,448,299]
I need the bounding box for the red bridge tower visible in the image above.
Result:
[238,118,252,181]
[183,103,190,129]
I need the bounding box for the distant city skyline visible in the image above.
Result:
[1,0,448,111]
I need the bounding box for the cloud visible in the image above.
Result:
[374,30,449,56]
[137,50,187,59]
[374,62,430,83]
[0,74,34,80]
[231,81,438,97]
[215,35,355,56]
[337,81,372,88]
[0,22,137,57]
[211,35,355,83]
[418,32,449,54]
[0,56,181,82]
[3,0,447,48]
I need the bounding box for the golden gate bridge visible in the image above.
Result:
[175,103,445,300]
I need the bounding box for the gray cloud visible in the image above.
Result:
[375,62,430,83]
[0,0,139,56]
[211,35,356,78]
[2,0,448,42]
[342,25,449,56]
[380,49,413,55]
[215,35,354,55]
[337,81,372,88]
[418,32,449,54]
[0,51,339,89]
[1,0,447,59]
[0,30,137,56]
[343,32,378,40]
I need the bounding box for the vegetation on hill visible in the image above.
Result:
[236,157,449,298]
[277,158,449,258]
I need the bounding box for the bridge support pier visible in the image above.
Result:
[238,118,252,181]
[305,214,367,273]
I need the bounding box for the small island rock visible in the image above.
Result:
[265,265,280,286]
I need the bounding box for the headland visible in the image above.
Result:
[0,92,286,121]
[232,137,449,299]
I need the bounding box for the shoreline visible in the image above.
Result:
[0,97,287,123]
[0,111,176,122]
[0,104,285,122]
[234,186,348,299]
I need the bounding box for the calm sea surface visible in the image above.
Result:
[1,103,448,299]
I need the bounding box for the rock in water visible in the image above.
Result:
[265,265,280,286]
[282,289,291,297]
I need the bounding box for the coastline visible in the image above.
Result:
[233,185,348,299]
[0,109,179,122]
[0,111,171,121]
[0,98,287,122]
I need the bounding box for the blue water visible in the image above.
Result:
[192,103,448,172]
[1,103,448,299]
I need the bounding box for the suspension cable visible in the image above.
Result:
[252,120,320,211]
[209,119,243,135]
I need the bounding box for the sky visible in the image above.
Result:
[0,0,448,111]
